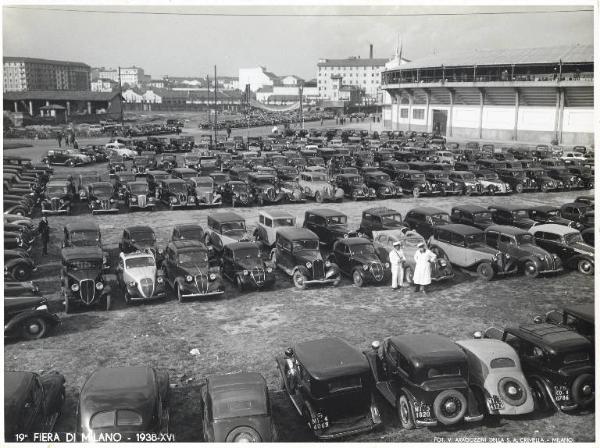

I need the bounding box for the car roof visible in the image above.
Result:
[4,371,35,411]
[485,225,529,236]
[147,170,168,175]
[169,240,207,250]
[61,246,103,260]
[451,204,489,213]
[437,224,483,236]
[564,303,594,323]
[225,241,260,252]
[259,210,294,220]
[389,334,466,364]
[338,237,372,246]
[456,339,519,365]
[207,371,266,390]
[306,208,346,218]
[408,206,447,215]
[399,169,426,174]
[562,202,589,208]
[294,337,369,381]
[129,180,149,186]
[126,225,154,234]
[277,227,318,240]
[207,372,269,418]
[209,212,244,223]
[90,182,112,188]
[162,178,186,184]
[529,224,579,235]
[364,171,387,176]
[64,220,99,232]
[174,223,203,230]
[46,180,69,187]
[451,170,476,175]
[528,205,559,212]
[507,323,592,354]
[172,167,196,172]
[363,207,401,216]
[488,204,529,211]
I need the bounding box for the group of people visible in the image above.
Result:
[56,130,78,149]
[388,240,437,293]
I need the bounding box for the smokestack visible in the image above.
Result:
[369,44,373,59]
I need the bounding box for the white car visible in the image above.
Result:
[561,152,586,163]
[298,171,344,203]
[117,250,167,304]
[475,171,512,195]
[105,142,137,158]
[254,210,296,248]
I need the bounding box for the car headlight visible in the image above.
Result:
[243,270,249,276]
[170,197,177,203]
[128,281,136,287]
[36,304,48,311]
[96,282,104,290]
[267,267,273,273]
[363,264,369,270]
[384,262,390,268]
[110,198,115,203]
[552,254,559,259]
[157,248,164,254]
[185,275,193,282]
[344,233,349,238]
[209,273,217,280]
[536,254,545,261]
[157,276,164,283]
[131,196,137,202]
[325,260,332,267]
[306,261,312,269]
[440,259,447,267]
[71,283,80,291]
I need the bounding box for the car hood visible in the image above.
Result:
[91,193,113,200]
[4,296,46,312]
[327,224,351,235]
[124,266,157,282]
[569,242,594,256]
[235,258,266,271]
[67,269,101,282]
[517,244,553,258]
[469,244,501,256]
[514,217,536,227]
[352,254,383,265]
[293,251,323,264]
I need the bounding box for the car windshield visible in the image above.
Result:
[71,230,99,245]
[309,174,328,181]
[234,247,260,259]
[168,183,187,193]
[374,174,390,182]
[47,186,67,196]
[292,239,320,252]
[410,174,425,180]
[93,185,112,195]
[153,174,169,181]
[130,231,156,243]
[351,244,376,256]
[221,221,246,233]
[231,183,248,192]
[178,250,209,267]
[125,256,154,269]
[565,232,584,245]
[431,213,450,225]
[427,365,461,378]
[274,218,295,227]
[135,157,149,164]
[465,233,485,247]
[512,210,529,218]
[66,259,101,270]
[130,184,148,194]
[194,179,213,188]
[429,172,446,179]
[326,215,347,225]
[473,212,492,222]
[483,173,499,180]
[516,233,534,245]
[381,214,402,225]
[178,228,204,240]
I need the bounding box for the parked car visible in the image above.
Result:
[4,371,65,441]
[565,165,594,190]
[62,221,102,249]
[560,203,594,229]
[573,195,594,207]
[298,171,344,203]
[529,224,594,275]
[483,323,594,413]
[158,179,196,209]
[483,225,562,277]
[77,172,102,200]
[221,242,276,291]
[189,176,222,207]
[329,237,389,286]
[4,280,40,297]
[146,170,170,196]
[43,148,90,166]
[131,155,155,175]
[448,171,483,195]
[271,228,341,289]
[363,171,401,198]
[4,249,37,281]
[277,337,382,439]
[358,207,404,239]
[205,212,252,253]
[60,246,112,313]
[488,205,536,229]
[450,205,494,230]
[303,209,357,249]
[161,240,223,301]
[171,167,198,181]
[335,173,377,200]
[474,171,512,195]
[119,226,162,260]
[124,181,156,211]
[200,372,277,442]
[247,173,286,206]
[88,182,119,214]
[429,224,517,280]
[424,171,462,196]
[364,334,483,429]
[496,169,536,193]
[254,210,296,249]
[525,205,584,229]
[220,181,255,207]
[394,170,433,198]
[543,303,594,342]
[41,180,73,215]
[156,153,178,171]
[546,167,582,190]
[404,207,451,240]
[117,250,167,304]
[4,295,60,340]
[523,167,561,192]
[77,366,170,441]
[171,224,204,242]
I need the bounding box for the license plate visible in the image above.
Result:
[554,385,570,402]
[487,396,504,411]
[414,403,431,419]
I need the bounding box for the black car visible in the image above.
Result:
[5,249,37,281]
[303,209,357,249]
[131,155,155,175]
[334,174,376,200]
[276,337,382,440]
[276,165,299,182]
[425,170,462,196]
[487,204,536,229]
[560,202,594,229]
[60,247,112,313]
[221,242,275,291]
[77,366,170,441]
[158,179,196,209]
[497,169,538,193]
[119,226,163,261]
[525,205,584,229]
[379,160,410,180]
[546,167,581,190]
[113,172,137,200]
[271,228,341,289]
[41,180,72,215]
[484,323,594,412]
[363,171,400,198]
[566,165,594,190]
[5,371,66,441]
[330,237,389,286]
[450,205,494,230]
[404,207,451,240]
[161,240,224,301]
[530,224,594,275]
[156,153,177,171]
[5,295,60,340]
[364,334,483,429]
[247,173,285,206]
[124,181,156,211]
[220,181,254,207]
[524,167,561,192]
[88,182,119,214]
[448,171,483,195]
[63,221,102,248]
[171,224,204,242]
[395,170,433,198]
[358,207,404,238]
[543,303,594,342]
[146,170,170,196]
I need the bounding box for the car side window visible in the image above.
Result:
[437,229,451,243]
[500,234,515,246]
[451,232,464,246]
[259,215,264,225]
[544,232,561,242]
[265,217,273,227]
[486,231,498,248]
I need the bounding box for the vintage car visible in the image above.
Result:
[117,250,167,304]
[4,295,60,340]
[543,303,594,342]
[373,229,454,284]
[364,334,483,429]
[77,172,102,200]
[404,207,451,240]
[525,205,584,229]
[303,209,358,249]
[496,169,536,193]
[171,167,198,181]
[450,205,494,230]
[220,181,255,208]
[247,173,286,206]
[161,240,224,301]
[330,237,389,286]
[188,177,222,207]
[483,226,562,277]
[131,155,155,175]
[88,182,119,214]
[278,179,305,203]
[4,280,40,297]
[5,231,32,253]
[363,171,401,198]
[276,165,299,181]
[156,153,178,171]
[429,224,518,280]
[488,204,536,229]
[146,170,170,196]
[221,242,276,291]
[123,181,156,211]
[277,337,382,439]
[42,148,90,166]
[5,370,65,441]
[41,180,73,215]
[201,372,277,442]
[60,247,112,313]
[358,207,404,238]
[113,172,137,200]
[483,323,594,413]
[119,225,163,260]
[395,170,433,198]
[529,224,594,275]
[456,337,535,417]
[424,171,462,196]
[157,179,196,209]
[271,228,341,289]
[573,195,594,207]
[171,224,204,242]
[560,202,594,229]
[63,221,102,248]
[206,212,252,253]
[334,173,377,200]
[298,171,344,203]
[523,167,561,192]
[183,153,201,171]
[77,366,170,441]
[474,171,512,195]
[254,210,296,249]
[5,249,37,281]
[566,165,594,189]
[448,171,483,195]
[546,167,582,190]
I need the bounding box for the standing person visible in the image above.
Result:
[389,241,406,289]
[38,216,50,256]
[413,242,436,293]
[56,131,63,147]
[226,126,231,139]
[320,116,324,126]
[335,116,339,125]
[73,139,79,150]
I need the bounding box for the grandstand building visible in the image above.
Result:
[381,45,593,145]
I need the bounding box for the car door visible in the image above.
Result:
[22,378,43,433]
[497,233,518,258]
[121,230,131,252]
[222,246,234,280]
[332,241,349,274]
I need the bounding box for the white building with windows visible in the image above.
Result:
[316,57,391,100]
[238,67,280,92]
[98,66,146,87]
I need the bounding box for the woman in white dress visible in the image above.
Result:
[413,242,437,293]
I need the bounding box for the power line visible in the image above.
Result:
[3,6,594,18]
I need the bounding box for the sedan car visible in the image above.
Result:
[117,250,167,304]
[4,295,60,340]
[529,224,594,275]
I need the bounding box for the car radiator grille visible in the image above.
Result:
[139,278,154,297]
[137,195,147,208]
[250,268,265,285]
[195,274,209,293]
[80,279,95,304]
[51,198,59,210]
[101,199,109,209]
[312,259,325,279]
[178,193,187,203]
[371,262,384,281]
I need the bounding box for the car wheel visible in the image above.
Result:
[519,258,539,277]
[412,187,420,198]
[63,293,71,314]
[332,273,342,287]
[577,259,594,275]
[124,292,131,305]
[236,275,245,292]
[477,262,495,281]
[398,394,416,430]
[531,379,551,412]
[571,373,595,408]
[176,283,184,302]
[21,317,48,340]
[315,191,323,203]
[352,269,364,287]
[104,294,112,311]
[433,389,467,426]
[292,270,307,289]
[515,183,524,193]
[463,187,472,196]
[232,198,236,208]
[12,264,32,281]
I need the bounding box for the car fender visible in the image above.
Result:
[5,257,35,270]
[566,254,593,267]
[521,256,543,269]
[293,265,311,277]
[5,310,60,334]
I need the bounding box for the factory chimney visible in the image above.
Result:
[369,44,373,59]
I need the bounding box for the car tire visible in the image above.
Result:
[523,260,539,278]
[12,264,32,281]
[315,191,323,203]
[463,187,472,196]
[571,373,595,408]
[398,394,416,430]
[175,283,185,302]
[412,187,420,198]
[352,269,364,287]
[477,262,495,281]
[292,270,307,289]
[540,184,549,193]
[515,183,524,193]
[433,389,467,426]
[67,160,76,167]
[577,258,594,275]
[21,316,48,340]
[236,275,245,292]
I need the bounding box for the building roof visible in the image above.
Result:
[3,90,120,102]
[318,58,389,68]
[4,56,90,68]
[388,44,593,71]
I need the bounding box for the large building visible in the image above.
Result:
[3,57,91,92]
[238,67,280,92]
[97,66,147,87]
[381,45,593,145]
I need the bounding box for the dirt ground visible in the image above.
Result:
[3,135,595,443]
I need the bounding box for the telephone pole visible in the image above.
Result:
[213,65,218,145]
[118,66,124,125]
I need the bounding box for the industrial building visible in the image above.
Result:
[3,57,91,92]
[381,45,593,145]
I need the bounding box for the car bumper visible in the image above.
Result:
[91,208,119,214]
[41,209,69,215]
[539,266,564,274]
[314,415,380,440]
[128,291,167,301]
[304,278,339,286]
[432,271,454,282]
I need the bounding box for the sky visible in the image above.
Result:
[2,4,594,80]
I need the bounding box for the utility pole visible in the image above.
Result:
[118,66,124,125]
[299,83,304,130]
[213,65,218,145]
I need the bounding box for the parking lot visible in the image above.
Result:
[4,135,595,442]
